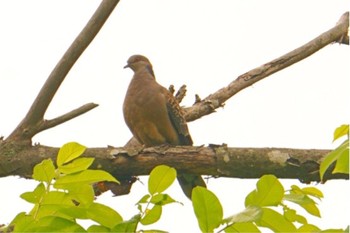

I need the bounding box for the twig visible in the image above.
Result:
[175,85,187,103]
[7,0,120,143]
[37,103,99,132]
[336,12,349,45]
[185,11,349,122]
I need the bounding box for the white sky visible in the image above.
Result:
[0,1,349,232]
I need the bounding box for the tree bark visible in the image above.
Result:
[0,144,347,182]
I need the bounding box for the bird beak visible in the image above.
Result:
[123,64,129,69]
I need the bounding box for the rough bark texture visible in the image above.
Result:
[0,143,347,182]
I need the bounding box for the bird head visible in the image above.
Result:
[124,55,151,70]
[124,55,155,78]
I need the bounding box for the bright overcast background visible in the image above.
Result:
[0,0,349,232]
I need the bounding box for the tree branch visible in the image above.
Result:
[184,11,349,122]
[336,12,349,45]
[37,103,99,133]
[0,145,347,183]
[6,0,120,143]
[124,11,349,147]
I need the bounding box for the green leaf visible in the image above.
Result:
[67,184,95,205]
[87,225,111,232]
[9,212,35,232]
[137,194,151,204]
[294,215,307,225]
[320,133,349,180]
[290,185,323,200]
[224,222,260,233]
[42,191,73,205]
[256,208,297,232]
[300,187,323,199]
[38,191,75,218]
[284,209,307,224]
[192,186,223,233]
[54,169,118,189]
[20,183,46,204]
[284,193,316,205]
[140,204,162,225]
[148,165,176,195]
[333,140,349,174]
[333,124,349,141]
[137,204,143,212]
[34,205,75,221]
[283,193,320,217]
[150,193,177,205]
[33,191,76,220]
[58,206,89,219]
[224,206,262,224]
[86,203,123,228]
[112,214,140,233]
[57,142,86,166]
[301,202,321,217]
[24,216,86,232]
[245,175,284,207]
[58,157,95,174]
[32,159,55,183]
[297,224,320,232]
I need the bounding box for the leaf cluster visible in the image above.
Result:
[113,165,180,232]
[192,174,347,232]
[4,142,121,232]
[1,143,180,233]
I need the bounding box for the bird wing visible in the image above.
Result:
[165,91,193,145]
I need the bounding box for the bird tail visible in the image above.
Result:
[177,173,206,199]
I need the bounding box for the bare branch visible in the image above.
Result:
[175,85,188,103]
[185,11,349,122]
[37,103,99,133]
[0,145,347,183]
[336,12,349,45]
[7,0,120,143]
[123,11,349,147]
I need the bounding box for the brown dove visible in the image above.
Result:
[123,54,206,199]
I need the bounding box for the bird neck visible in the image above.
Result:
[144,64,155,78]
[134,65,155,79]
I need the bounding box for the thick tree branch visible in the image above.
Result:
[6,0,120,143]
[184,11,349,122]
[0,145,347,183]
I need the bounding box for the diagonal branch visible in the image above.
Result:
[185,11,349,122]
[124,11,349,148]
[6,0,120,143]
[37,103,99,133]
